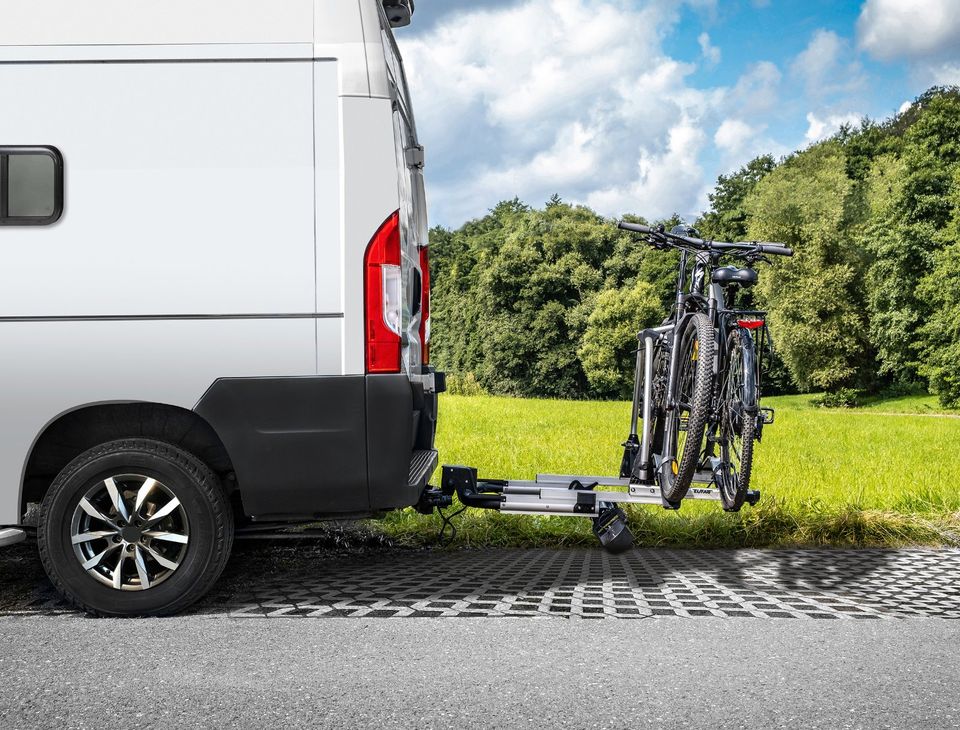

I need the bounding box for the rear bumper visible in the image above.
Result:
[194,370,444,520]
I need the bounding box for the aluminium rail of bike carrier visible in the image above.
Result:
[440,467,760,518]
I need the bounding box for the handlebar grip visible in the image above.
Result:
[617,221,654,235]
[759,244,794,257]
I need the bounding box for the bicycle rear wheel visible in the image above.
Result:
[658,312,714,504]
[719,328,757,511]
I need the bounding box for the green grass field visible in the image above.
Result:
[376,394,960,549]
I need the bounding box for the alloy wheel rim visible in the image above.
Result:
[70,474,190,591]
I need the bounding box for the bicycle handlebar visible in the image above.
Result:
[617,221,655,235]
[617,220,794,258]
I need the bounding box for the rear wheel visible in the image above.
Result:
[658,313,714,504]
[38,439,234,617]
[719,329,757,511]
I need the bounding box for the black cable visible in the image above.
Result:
[436,504,467,546]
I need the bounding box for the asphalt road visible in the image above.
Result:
[1,615,958,729]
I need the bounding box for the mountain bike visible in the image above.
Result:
[616,222,793,511]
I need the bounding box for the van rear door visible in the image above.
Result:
[378,9,428,377]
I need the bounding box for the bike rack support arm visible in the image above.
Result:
[441,465,505,510]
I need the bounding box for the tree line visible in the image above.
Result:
[428,86,960,407]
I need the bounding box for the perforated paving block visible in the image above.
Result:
[4,546,958,619]
[208,547,960,620]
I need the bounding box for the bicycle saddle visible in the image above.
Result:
[712,266,758,287]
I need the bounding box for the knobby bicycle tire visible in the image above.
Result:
[658,312,714,503]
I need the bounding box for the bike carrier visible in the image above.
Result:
[426,465,760,553]
[419,327,765,553]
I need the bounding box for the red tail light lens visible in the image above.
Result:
[738,319,764,330]
[418,245,431,364]
[364,211,402,374]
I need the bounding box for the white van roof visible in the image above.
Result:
[0,0,402,98]
[0,0,365,47]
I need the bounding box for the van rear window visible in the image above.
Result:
[0,147,64,226]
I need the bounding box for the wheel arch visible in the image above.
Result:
[20,401,239,521]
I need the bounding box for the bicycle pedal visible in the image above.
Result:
[759,408,775,425]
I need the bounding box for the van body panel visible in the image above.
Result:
[316,62,345,319]
[339,95,402,376]
[0,60,318,318]
[2,318,325,525]
[0,0,317,47]
[0,44,316,64]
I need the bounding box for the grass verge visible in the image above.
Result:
[374,394,960,549]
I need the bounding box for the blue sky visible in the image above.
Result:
[395,0,960,229]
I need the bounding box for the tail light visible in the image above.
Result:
[418,245,431,364]
[364,211,402,373]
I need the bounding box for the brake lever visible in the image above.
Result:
[646,234,669,250]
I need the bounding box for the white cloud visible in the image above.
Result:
[790,29,865,99]
[925,61,960,86]
[729,61,782,114]
[714,119,756,154]
[698,32,721,66]
[858,0,960,61]
[898,100,912,115]
[399,0,797,226]
[585,119,708,219]
[804,112,863,143]
[401,0,730,224]
[791,29,843,88]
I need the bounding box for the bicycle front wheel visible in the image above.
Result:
[659,312,714,504]
[719,327,758,511]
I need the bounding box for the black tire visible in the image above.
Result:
[659,312,715,503]
[719,329,757,511]
[38,439,234,617]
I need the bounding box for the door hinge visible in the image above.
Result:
[405,145,425,170]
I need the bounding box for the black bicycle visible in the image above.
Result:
[616,221,793,511]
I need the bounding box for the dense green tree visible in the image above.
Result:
[863,90,960,387]
[745,142,872,391]
[917,167,960,406]
[578,281,662,399]
[698,155,776,242]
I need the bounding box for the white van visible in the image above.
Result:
[0,0,442,616]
